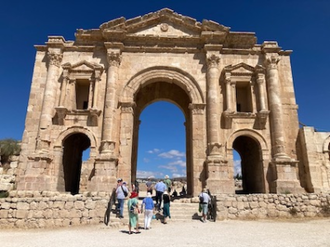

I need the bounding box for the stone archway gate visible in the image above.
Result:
[16,8,304,196]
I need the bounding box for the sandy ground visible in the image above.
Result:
[1,218,330,247]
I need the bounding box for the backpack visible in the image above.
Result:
[121,186,128,197]
[199,194,204,203]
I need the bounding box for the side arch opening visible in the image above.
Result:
[62,133,91,194]
[233,135,265,194]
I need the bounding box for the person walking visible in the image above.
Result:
[154,179,166,211]
[127,191,140,234]
[199,188,211,223]
[162,191,171,224]
[163,175,172,193]
[116,179,129,218]
[146,177,153,195]
[141,192,154,230]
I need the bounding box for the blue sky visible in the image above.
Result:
[1,0,329,178]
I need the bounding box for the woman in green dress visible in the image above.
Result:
[127,191,140,234]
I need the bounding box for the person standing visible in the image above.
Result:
[127,191,140,234]
[146,177,153,195]
[162,191,171,224]
[163,175,172,193]
[116,179,129,218]
[141,192,154,230]
[154,179,166,211]
[199,188,211,223]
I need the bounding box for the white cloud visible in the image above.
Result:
[158,150,185,159]
[137,170,163,178]
[234,159,241,176]
[143,158,150,163]
[158,164,178,173]
[168,159,186,167]
[147,148,160,154]
[172,173,186,178]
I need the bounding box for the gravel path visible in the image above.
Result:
[1,219,330,247]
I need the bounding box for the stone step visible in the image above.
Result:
[108,200,203,225]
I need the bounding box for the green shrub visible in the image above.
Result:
[0,191,9,198]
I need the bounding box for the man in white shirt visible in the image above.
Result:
[199,188,211,223]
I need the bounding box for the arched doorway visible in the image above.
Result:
[233,135,265,193]
[136,101,186,183]
[132,81,192,194]
[62,133,91,194]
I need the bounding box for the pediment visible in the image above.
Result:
[74,8,257,49]
[99,8,229,39]
[62,60,103,72]
[225,63,255,76]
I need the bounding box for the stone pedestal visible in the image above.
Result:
[206,157,235,194]
[273,159,304,194]
[89,157,118,192]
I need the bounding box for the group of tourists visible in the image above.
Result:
[115,175,212,235]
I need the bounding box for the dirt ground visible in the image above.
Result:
[1,218,330,247]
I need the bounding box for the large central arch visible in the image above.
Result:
[119,66,205,196]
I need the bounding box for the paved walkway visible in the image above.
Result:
[1,218,330,247]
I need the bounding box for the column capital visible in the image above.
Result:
[264,54,280,69]
[206,53,220,69]
[47,52,63,67]
[189,103,206,115]
[119,101,136,114]
[107,51,122,67]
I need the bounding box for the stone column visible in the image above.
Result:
[37,48,63,152]
[205,51,221,156]
[118,102,136,184]
[264,54,289,159]
[59,69,69,107]
[224,72,234,113]
[189,103,207,196]
[204,45,235,194]
[256,69,267,112]
[263,42,302,193]
[100,46,122,157]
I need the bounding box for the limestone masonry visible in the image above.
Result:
[12,8,330,196]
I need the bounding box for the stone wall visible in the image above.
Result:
[1,191,329,229]
[0,191,109,229]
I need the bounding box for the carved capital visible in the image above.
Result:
[189,103,205,115]
[48,52,63,67]
[120,102,136,114]
[265,54,280,69]
[256,73,265,84]
[206,54,220,69]
[107,52,121,67]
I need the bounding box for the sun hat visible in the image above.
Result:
[164,175,169,179]
[130,191,138,199]
[147,192,151,197]
[117,178,122,182]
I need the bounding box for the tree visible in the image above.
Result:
[0,138,21,166]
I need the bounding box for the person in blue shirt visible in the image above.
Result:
[154,179,166,211]
[141,192,154,229]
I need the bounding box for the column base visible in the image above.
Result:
[206,156,235,194]
[273,159,304,194]
[89,157,118,192]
